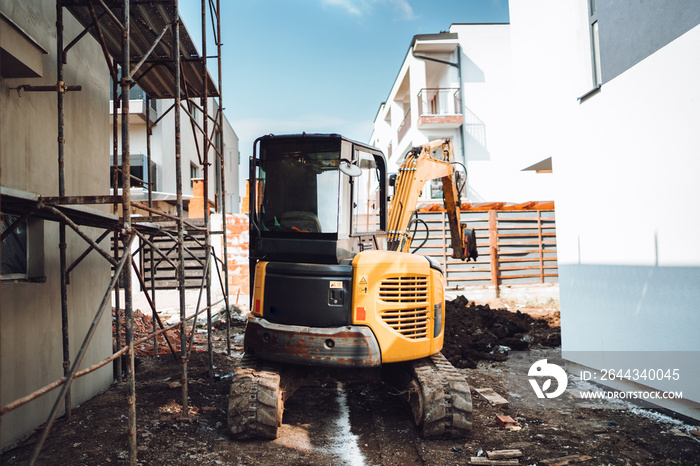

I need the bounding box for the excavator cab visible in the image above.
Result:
[250,133,387,265]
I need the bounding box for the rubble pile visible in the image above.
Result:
[442,296,560,369]
[112,308,206,356]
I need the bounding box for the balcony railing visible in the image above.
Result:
[417,88,461,116]
[397,107,411,143]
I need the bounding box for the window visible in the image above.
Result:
[190,163,199,188]
[109,155,156,190]
[255,138,341,234]
[352,149,383,235]
[1,215,44,281]
[1,215,27,277]
[589,0,602,86]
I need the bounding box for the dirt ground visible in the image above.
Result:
[2,297,699,465]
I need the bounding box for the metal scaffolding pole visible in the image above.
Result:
[201,0,214,378]
[146,96,158,357]
[111,55,122,380]
[173,0,190,419]
[120,0,138,463]
[214,0,232,355]
[56,1,72,421]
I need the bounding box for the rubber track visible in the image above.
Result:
[227,354,284,439]
[408,352,472,438]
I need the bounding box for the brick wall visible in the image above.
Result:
[225,214,249,296]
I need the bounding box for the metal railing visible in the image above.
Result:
[417,88,462,116]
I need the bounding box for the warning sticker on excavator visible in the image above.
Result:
[330,281,343,289]
[358,276,368,294]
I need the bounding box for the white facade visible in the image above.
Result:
[512,0,700,419]
[372,0,700,420]
[370,24,555,203]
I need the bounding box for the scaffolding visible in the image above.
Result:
[0,1,230,464]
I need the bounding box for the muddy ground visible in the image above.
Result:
[2,297,699,465]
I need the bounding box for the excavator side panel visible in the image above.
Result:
[351,250,444,363]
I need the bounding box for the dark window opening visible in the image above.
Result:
[1,215,28,277]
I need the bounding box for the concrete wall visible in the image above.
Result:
[1,1,113,447]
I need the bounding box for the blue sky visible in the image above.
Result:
[179,0,509,179]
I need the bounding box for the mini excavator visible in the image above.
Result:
[228,133,478,439]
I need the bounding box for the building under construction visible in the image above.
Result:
[0,1,236,463]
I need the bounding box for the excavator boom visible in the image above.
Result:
[387,138,477,261]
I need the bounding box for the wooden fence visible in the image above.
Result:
[411,202,558,291]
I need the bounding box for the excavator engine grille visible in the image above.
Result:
[379,276,430,339]
[380,307,430,339]
[378,276,429,303]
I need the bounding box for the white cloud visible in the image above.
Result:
[321,0,363,16]
[384,0,416,21]
[320,0,416,20]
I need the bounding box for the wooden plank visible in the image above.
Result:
[498,265,558,271]
[487,450,523,459]
[474,387,508,407]
[497,231,557,237]
[498,248,557,255]
[489,210,499,290]
[540,455,593,466]
[470,458,519,465]
[498,273,559,280]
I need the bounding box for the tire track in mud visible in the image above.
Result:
[345,382,426,465]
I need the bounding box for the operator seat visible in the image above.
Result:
[278,211,322,233]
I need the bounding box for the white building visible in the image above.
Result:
[511,0,700,420]
[370,25,555,204]
[373,0,700,420]
[110,88,240,216]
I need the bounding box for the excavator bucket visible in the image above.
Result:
[463,226,478,262]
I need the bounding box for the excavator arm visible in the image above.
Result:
[387,139,477,261]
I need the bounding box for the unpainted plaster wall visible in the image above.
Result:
[1,0,112,447]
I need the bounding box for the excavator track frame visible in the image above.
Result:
[404,352,473,438]
[228,354,285,439]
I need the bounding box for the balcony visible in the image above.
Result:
[417,88,463,129]
[397,106,411,143]
[109,83,158,124]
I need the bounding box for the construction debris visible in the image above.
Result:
[113,308,208,356]
[486,449,523,459]
[496,415,518,429]
[540,455,593,465]
[474,387,509,408]
[469,458,519,465]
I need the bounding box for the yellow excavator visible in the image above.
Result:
[228,134,478,439]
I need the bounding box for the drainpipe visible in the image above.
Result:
[456,44,468,197]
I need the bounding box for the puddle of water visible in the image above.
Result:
[328,383,366,466]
